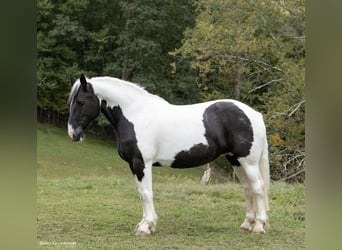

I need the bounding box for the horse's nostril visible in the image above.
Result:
[71,129,84,142]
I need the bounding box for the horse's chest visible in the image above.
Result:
[101,103,143,163]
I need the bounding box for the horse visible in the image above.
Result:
[67,74,270,235]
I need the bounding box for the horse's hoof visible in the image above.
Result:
[240,225,252,231]
[240,218,254,231]
[252,225,265,234]
[135,224,152,236]
[135,229,151,236]
[135,221,155,236]
[252,220,266,234]
[252,229,265,234]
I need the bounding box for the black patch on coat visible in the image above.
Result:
[152,162,162,167]
[225,154,241,166]
[171,102,253,168]
[170,143,218,168]
[101,100,145,181]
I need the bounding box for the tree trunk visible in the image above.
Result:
[233,57,242,100]
[121,21,129,80]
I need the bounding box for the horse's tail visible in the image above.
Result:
[259,137,270,211]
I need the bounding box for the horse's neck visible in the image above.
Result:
[91,77,166,110]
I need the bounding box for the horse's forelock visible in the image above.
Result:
[67,82,81,105]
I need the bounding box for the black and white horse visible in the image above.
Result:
[67,74,270,235]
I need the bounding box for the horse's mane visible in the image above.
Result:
[93,76,147,93]
[93,76,168,103]
[67,81,81,105]
[67,76,167,105]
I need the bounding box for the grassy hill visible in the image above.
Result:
[37,123,305,249]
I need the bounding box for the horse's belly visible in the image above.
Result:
[169,143,219,168]
[155,134,219,168]
[155,149,219,168]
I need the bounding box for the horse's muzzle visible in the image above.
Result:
[68,124,84,142]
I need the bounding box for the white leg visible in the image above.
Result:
[134,162,158,236]
[233,166,255,231]
[241,163,268,234]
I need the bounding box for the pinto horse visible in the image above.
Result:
[67,74,270,235]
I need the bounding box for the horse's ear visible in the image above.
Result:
[80,74,87,91]
[70,75,76,86]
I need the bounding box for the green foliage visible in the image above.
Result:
[37,0,197,115]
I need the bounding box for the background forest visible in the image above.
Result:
[37,0,305,182]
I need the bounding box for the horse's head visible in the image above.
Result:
[67,74,100,142]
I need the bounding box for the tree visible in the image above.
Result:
[108,0,197,103]
[172,0,305,182]
[37,0,198,121]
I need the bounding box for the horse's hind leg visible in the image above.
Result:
[233,166,255,231]
[239,159,268,234]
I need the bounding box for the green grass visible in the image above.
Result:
[37,123,305,249]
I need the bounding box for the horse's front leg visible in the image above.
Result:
[133,160,158,236]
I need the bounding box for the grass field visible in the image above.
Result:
[37,123,305,249]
